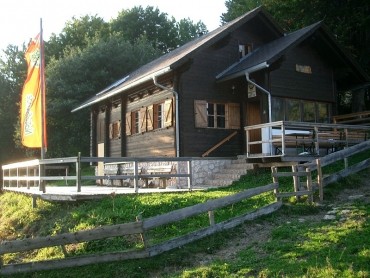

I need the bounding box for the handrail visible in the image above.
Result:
[202,131,238,157]
[244,121,370,158]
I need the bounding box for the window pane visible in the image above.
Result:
[208,116,215,127]
[216,104,225,116]
[317,103,329,123]
[302,101,315,122]
[286,99,301,121]
[272,97,285,121]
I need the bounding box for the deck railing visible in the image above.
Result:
[1,155,194,193]
[244,121,370,158]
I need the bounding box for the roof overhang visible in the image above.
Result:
[216,62,270,82]
[72,66,172,112]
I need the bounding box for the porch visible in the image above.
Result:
[244,120,370,163]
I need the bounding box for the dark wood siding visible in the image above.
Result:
[178,29,254,157]
[270,43,335,102]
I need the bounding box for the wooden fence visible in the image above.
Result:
[1,141,370,275]
[0,184,280,275]
[1,155,194,193]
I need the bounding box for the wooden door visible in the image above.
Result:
[246,101,261,153]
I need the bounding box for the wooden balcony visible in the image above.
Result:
[244,121,370,163]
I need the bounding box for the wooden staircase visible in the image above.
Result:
[202,155,255,187]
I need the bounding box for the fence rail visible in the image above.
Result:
[1,155,197,193]
[245,120,370,158]
[0,183,279,275]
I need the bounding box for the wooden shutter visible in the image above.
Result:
[164,99,173,127]
[194,100,207,128]
[140,107,147,132]
[226,103,240,129]
[147,105,154,131]
[125,112,131,135]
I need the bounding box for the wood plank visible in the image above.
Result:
[271,172,309,177]
[143,183,278,230]
[148,201,282,256]
[0,222,143,255]
[0,249,149,275]
[322,158,370,186]
[277,191,312,198]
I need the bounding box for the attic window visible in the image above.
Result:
[296,64,312,74]
[239,43,253,59]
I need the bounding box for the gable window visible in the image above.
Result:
[239,43,253,59]
[194,100,240,129]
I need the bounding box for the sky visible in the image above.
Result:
[1,0,227,52]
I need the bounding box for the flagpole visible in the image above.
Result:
[40,18,46,160]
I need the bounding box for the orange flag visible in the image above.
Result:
[20,34,47,148]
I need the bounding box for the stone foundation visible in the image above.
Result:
[96,158,233,188]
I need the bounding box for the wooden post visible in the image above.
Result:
[134,161,139,193]
[291,164,300,201]
[271,166,279,201]
[208,211,215,226]
[246,130,250,156]
[26,167,30,189]
[344,128,349,169]
[76,152,81,192]
[187,160,192,191]
[32,195,37,208]
[316,159,323,202]
[38,164,45,193]
[136,214,147,248]
[314,126,319,155]
[281,125,286,155]
[305,167,313,203]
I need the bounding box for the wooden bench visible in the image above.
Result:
[345,130,368,146]
[103,163,139,187]
[316,131,345,154]
[141,165,176,189]
[272,129,314,155]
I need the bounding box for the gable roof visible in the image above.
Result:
[72,6,282,112]
[216,21,369,85]
[216,21,322,81]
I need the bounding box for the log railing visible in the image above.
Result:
[245,121,370,158]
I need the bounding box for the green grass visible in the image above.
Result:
[1,155,369,277]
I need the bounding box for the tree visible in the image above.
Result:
[110,6,207,53]
[46,36,162,157]
[0,45,27,163]
[46,15,110,61]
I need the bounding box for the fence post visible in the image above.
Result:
[291,164,300,201]
[39,163,45,193]
[316,159,323,202]
[134,161,139,193]
[208,211,215,226]
[187,160,192,191]
[76,152,81,192]
[136,214,147,248]
[305,167,313,203]
[271,166,279,201]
